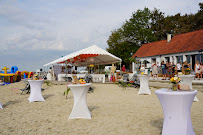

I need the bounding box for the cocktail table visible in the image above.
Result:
[28,80,45,102]
[137,74,151,95]
[0,102,3,109]
[178,75,199,102]
[155,89,197,135]
[68,83,92,119]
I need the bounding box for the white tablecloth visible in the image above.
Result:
[155,89,197,135]
[58,74,105,83]
[68,83,92,119]
[178,75,199,102]
[137,74,151,95]
[28,80,45,103]
[0,102,3,109]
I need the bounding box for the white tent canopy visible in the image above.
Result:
[44,45,122,67]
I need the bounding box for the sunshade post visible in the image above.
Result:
[65,60,68,82]
[120,60,122,71]
[52,64,54,81]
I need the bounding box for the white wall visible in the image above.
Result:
[134,50,199,69]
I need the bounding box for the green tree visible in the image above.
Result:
[107,3,203,69]
[107,8,156,68]
[150,8,165,40]
[151,3,202,38]
[193,3,203,30]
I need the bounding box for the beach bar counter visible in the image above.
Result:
[155,89,197,135]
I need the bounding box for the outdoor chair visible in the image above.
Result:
[84,74,93,92]
[122,74,129,82]
[118,74,140,88]
[84,74,93,83]
[129,74,140,88]
[117,74,129,87]
[20,80,45,94]
[20,82,30,94]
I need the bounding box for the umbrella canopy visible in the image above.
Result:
[44,45,122,67]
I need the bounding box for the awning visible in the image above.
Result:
[44,45,122,67]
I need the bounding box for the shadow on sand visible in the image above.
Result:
[89,106,100,112]
[3,100,21,108]
[43,94,54,100]
[150,118,164,135]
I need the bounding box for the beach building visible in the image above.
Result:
[132,29,203,72]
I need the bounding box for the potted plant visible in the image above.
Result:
[170,77,181,91]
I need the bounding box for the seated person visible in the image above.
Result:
[140,65,145,72]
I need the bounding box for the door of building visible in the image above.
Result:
[165,57,170,62]
[191,55,195,70]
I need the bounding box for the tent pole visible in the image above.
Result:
[52,65,54,81]
[65,60,68,82]
[120,61,121,71]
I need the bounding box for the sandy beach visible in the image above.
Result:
[0,82,202,135]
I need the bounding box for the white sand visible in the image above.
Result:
[0,82,202,135]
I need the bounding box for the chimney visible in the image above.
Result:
[167,33,172,43]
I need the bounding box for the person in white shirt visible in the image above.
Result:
[195,61,200,80]
[152,61,159,80]
[176,62,182,73]
[140,65,145,73]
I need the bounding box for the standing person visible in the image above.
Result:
[49,67,53,81]
[140,65,145,73]
[167,62,172,79]
[121,65,126,72]
[172,62,176,77]
[161,61,167,80]
[182,61,189,74]
[176,62,182,73]
[200,62,203,79]
[165,61,169,79]
[111,64,116,82]
[194,61,200,80]
[152,61,159,80]
[157,62,161,75]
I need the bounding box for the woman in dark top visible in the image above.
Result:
[182,61,189,74]
[183,61,189,68]
[161,61,167,80]
[167,62,172,79]
[172,62,176,76]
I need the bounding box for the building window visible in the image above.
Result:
[177,56,183,63]
[196,54,200,62]
[165,57,170,62]
[201,54,203,63]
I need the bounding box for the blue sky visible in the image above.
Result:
[0,0,201,71]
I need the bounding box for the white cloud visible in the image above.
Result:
[0,0,201,71]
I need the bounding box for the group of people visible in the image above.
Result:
[150,61,203,80]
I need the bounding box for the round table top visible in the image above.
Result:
[67,83,92,87]
[22,78,32,81]
[155,88,197,95]
[28,79,44,82]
